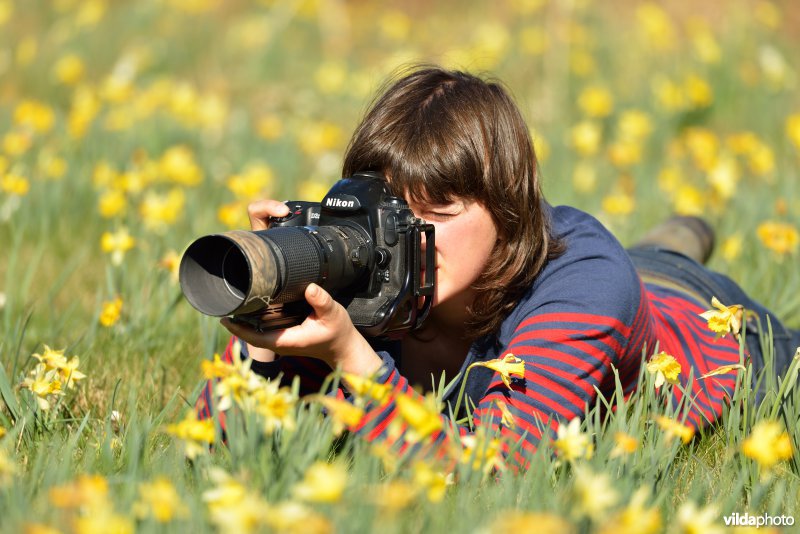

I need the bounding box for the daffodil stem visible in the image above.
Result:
[451,365,475,424]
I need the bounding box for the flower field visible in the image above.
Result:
[1,0,800,532]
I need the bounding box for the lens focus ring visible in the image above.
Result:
[264,227,325,303]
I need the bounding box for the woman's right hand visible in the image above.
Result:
[247,199,290,231]
[242,199,291,362]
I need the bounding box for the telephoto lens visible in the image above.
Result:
[179,225,371,317]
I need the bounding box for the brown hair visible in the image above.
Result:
[343,65,564,340]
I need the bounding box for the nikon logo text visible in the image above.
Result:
[325,197,356,208]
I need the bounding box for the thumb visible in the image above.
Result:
[305,283,336,318]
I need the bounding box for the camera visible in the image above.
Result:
[179,171,435,337]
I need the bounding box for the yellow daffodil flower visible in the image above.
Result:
[133,477,188,523]
[675,502,724,534]
[484,511,574,533]
[412,461,452,503]
[49,474,110,510]
[33,345,86,390]
[646,351,681,388]
[394,392,442,443]
[99,297,123,327]
[571,466,619,521]
[741,420,793,470]
[699,296,743,337]
[699,364,746,379]
[610,431,639,458]
[306,394,364,436]
[20,363,64,410]
[164,411,215,459]
[291,461,348,504]
[655,416,695,444]
[756,221,799,256]
[459,431,505,474]
[203,468,268,534]
[553,417,594,461]
[100,228,136,266]
[265,501,333,534]
[342,373,392,404]
[597,487,662,534]
[468,353,525,389]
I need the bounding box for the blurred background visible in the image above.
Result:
[0,0,798,399]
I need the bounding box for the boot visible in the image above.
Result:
[633,215,716,265]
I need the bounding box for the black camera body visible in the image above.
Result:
[179,172,435,338]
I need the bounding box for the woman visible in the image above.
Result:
[199,66,800,465]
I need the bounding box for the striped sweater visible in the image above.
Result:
[197,205,743,464]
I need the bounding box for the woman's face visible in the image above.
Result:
[407,197,499,322]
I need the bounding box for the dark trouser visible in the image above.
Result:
[628,246,800,401]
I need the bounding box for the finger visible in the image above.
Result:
[220,317,303,353]
[247,199,290,230]
[304,283,337,320]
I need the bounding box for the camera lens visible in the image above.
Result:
[179,225,370,317]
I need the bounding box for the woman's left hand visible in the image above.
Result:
[220,283,383,376]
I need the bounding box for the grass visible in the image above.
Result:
[1,0,799,532]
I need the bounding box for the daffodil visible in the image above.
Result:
[139,188,185,232]
[264,501,333,534]
[483,511,574,533]
[203,468,268,534]
[33,345,86,389]
[19,363,64,410]
[459,431,505,474]
[164,411,215,458]
[610,431,639,458]
[100,228,136,266]
[655,416,695,444]
[394,392,442,443]
[601,191,635,217]
[252,380,297,435]
[49,474,110,510]
[756,221,799,256]
[699,296,743,338]
[675,501,725,534]
[201,353,234,380]
[570,120,602,156]
[159,145,202,186]
[99,297,123,327]
[636,3,676,51]
[553,417,594,461]
[699,364,745,380]
[53,53,86,85]
[571,466,619,520]
[291,461,348,503]
[787,113,800,150]
[468,353,525,389]
[371,480,419,512]
[158,250,181,282]
[646,351,681,388]
[13,99,55,133]
[1,173,30,195]
[741,420,793,470]
[577,85,614,118]
[342,373,392,404]
[597,487,662,534]
[226,164,274,200]
[133,477,188,523]
[495,399,516,429]
[412,461,452,503]
[306,394,365,436]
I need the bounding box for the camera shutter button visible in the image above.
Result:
[384,212,399,246]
